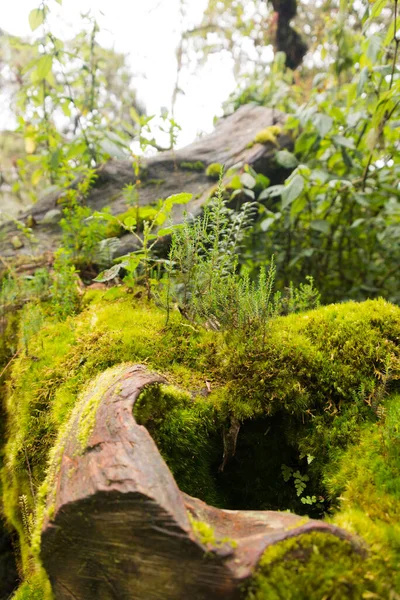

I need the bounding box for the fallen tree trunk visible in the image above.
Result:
[0,104,291,265]
[41,364,363,600]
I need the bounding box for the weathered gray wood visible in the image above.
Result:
[0,105,291,262]
[41,364,362,600]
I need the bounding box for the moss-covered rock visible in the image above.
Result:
[1,291,400,598]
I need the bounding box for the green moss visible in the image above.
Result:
[246,532,383,599]
[188,514,237,550]
[180,161,205,172]
[205,163,223,180]
[76,365,130,451]
[142,178,166,186]
[2,294,400,597]
[253,125,282,146]
[323,394,400,594]
[11,569,52,600]
[134,384,224,506]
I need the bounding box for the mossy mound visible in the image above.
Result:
[246,532,374,599]
[1,290,400,598]
[246,394,400,598]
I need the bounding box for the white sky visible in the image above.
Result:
[1,0,237,147]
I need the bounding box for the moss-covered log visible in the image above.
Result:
[40,364,362,600]
[2,291,400,598]
[0,104,291,265]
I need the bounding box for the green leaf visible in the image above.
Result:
[366,34,382,62]
[350,218,365,228]
[165,192,192,205]
[357,67,369,96]
[94,264,122,283]
[314,114,333,138]
[259,185,283,200]
[255,173,270,189]
[241,173,256,189]
[290,195,307,216]
[157,227,173,237]
[124,217,137,230]
[331,135,356,150]
[130,107,141,125]
[281,174,304,209]
[61,101,71,118]
[371,0,388,19]
[310,220,331,234]
[50,149,61,171]
[260,217,275,232]
[228,175,242,190]
[31,169,42,186]
[100,137,128,159]
[126,255,143,272]
[281,465,292,482]
[54,0,62,4]
[35,55,53,81]
[384,19,395,45]
[295,132,318,155]
[275,150,298,169]
[91,211,115,222]
[29,8,44,31]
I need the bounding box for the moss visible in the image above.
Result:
[2,294,400,597]
[76,365,130,451]
[324,394,400,594]
[205,163,223,180]
[245,532,382,599]
[253,125,282,146]
[134,384,224,506]
[142,178,166,186]
[188,514,237,550]
[11,569,52,600]
[180,161,205,172]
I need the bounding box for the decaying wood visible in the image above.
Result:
[0,105,291,263]
[41,364,362,600]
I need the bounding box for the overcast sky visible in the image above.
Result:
[1,0,237,146]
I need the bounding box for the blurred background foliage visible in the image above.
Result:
[0,0,399,304]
